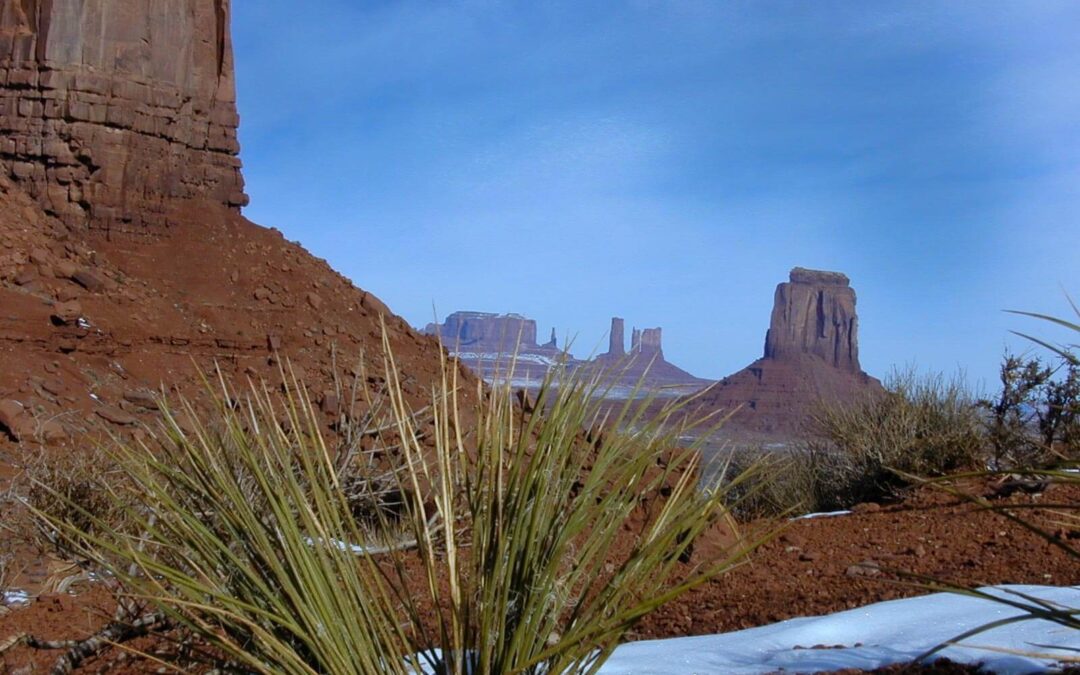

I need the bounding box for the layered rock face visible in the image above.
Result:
[422,311,562,384]
[0,0,247,233]
[764,268,859,372]
[0,4,455,455]
[424,311,547,353]
[692,267,881,439]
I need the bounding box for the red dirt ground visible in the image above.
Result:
[1,478,1075,673]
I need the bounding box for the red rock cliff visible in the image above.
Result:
[763,268,860,372]
[0,0,247,233]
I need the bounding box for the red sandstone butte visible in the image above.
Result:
[692,267,883,438]
[0,0,248,232]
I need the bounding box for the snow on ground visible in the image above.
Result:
[794,510,852,520]
[599,585,1079,674]
[1,589,30,606]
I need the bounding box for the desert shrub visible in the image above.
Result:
[801,369,984,509]
[980,352,1053,469]
[712,447,817,520]
[980,350,1080,469]
[34,337,760,674]
[19,444,134,558]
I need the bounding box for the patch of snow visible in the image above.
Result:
[451,352,558,367]
[2,589,30,606]
[794,510,852,520]
[303,536,373,555]
[599,585,1080,674]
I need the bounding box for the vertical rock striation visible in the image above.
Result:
[763,268,860,372]
[691,267,881,438]
[0,0,247,233]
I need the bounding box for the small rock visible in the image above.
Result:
[0,399,33,441]
[798,551,821,562]
[306,292,323,310]
[41,379,66,396]
[846,560,881,577]
[14,268,36,286]
[780,532,807,547]
[320,392,340,416]
[253,287,272,301]
[50,299,82,325]
[55,260,78,278]
[267,334,282,352]
[123,390,159,410]
[29,248,50,265]
[71,269,105,292]
[852,502,882,514]
[40,419,67,442]
[95,406,138,426]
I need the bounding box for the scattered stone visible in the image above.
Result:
[306,292,323,310]
[71,269,106,292]
[55,260,78,279]
[50,299,83,325]
[123,390,159,410]
[321,392,340,416]
[14,268,36,286]
[41,379,67,396]
[40,419,67,442]
[846,560,882,577]
[96,406,138,426]
[0,399,32,441]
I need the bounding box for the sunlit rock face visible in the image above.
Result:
[0,0,247,233]
[764,268,860,372]
[692,267,881,439]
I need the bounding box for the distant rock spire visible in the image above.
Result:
[609,317,626,357]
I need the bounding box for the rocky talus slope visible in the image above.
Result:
[0,0,461,462]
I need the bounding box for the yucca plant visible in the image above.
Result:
[32,331,762,674]
[377,336,762,675]
[31,366,420,674]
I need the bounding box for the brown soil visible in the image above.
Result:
[0,174,472,465]
[1,478,1075,673]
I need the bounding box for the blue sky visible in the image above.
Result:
[231,1,1080,390]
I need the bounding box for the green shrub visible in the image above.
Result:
[979,350,1079,469]
[33,336,761,674]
